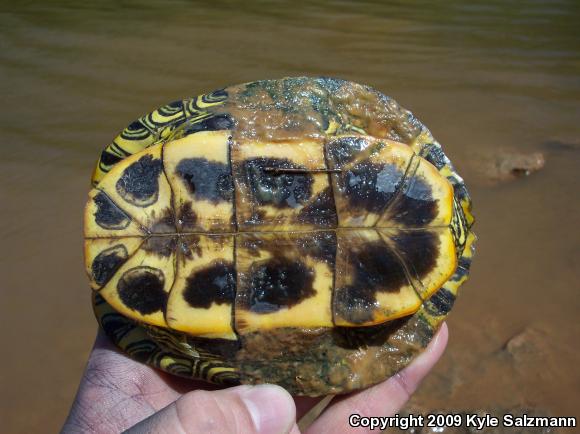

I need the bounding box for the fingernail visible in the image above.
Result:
[241,385,295,434]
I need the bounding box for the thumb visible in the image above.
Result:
[125,384,297,434]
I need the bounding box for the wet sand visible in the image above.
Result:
[1,1,579,432]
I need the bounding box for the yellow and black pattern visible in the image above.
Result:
[85,77,475,393]
[411,136,476,333]
[91,89,229,186]
[94,292,241,385]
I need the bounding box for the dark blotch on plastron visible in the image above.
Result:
[425,287,455,316]
[296,231,337,264]
[325,136,369,167]
[93,191,131,230]
[92,244,129,287]
[342,161,403,214]
[247,209,267,227]
[178,235,202,260]
[334,241,408,324]
[351,241,408,293]
[142,236,177,258]
[392,230,439,279]
[175,158,233,203]
[182,114,234,135]
[177,202,198,231]
[151,209,176,233]
[117,266,167,315]
[183,261,236,309]
[242,158,313,209]
[390,176,438,227]
[116,155,164,207]
[297,187,338,227]
[247,258,316,313]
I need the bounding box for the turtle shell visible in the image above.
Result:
[84,77,475,396]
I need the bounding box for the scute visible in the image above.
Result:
[163,131,235,233]
[166,234,237,340]
[235,232,335,332]
[333,229,422,326]
[232,138,334,231]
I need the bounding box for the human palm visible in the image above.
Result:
[62,324,447,434]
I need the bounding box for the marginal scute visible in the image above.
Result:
[180,113,234,135]
[425,287,456,316]
[325,136,370,167]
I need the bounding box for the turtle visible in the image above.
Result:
[84,77,475,396]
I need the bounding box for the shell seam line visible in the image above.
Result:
[84,224,452,239]
[160,141,179,235]
[228,134,239,233]
[322,138,340,226]
[94,237,147,292]
[162,239,180,326]
[95,187,151,235]
[376,230,426,302]
[373,152,420,227]
[231,233,241,339]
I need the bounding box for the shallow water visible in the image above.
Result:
[1,1,579,432]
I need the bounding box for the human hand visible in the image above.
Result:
[62,323,448,434]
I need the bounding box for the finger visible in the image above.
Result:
[304,323,449,434]
[294,396,325,420]
[93,328,221,395]
[125,384,298,434]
